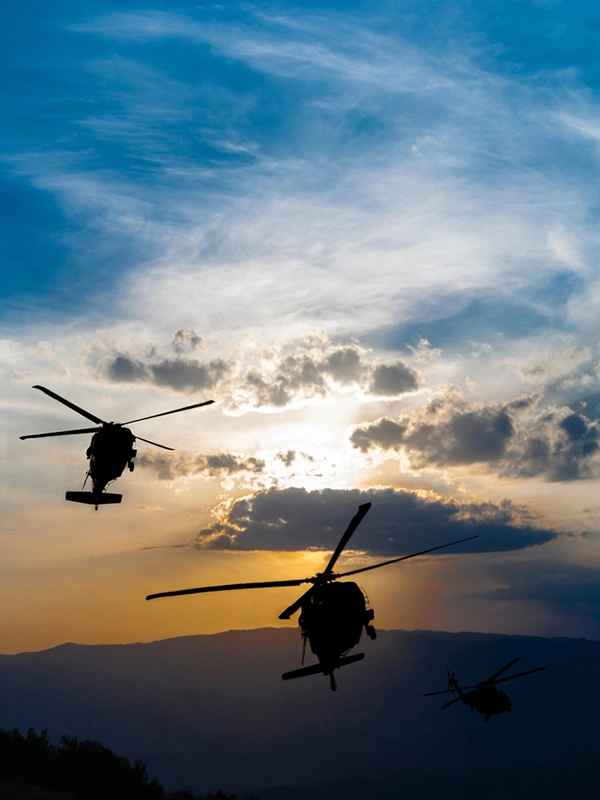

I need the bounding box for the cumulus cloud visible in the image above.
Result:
[95,334,420,410]
[368,363,419,396]
[507,409,600,481]
[239,353,328,409]
[137,451,266,481]
[320,348,365,385]
[193,486,557,554]
[350,387,600,481]
[227,339,420,412]
[100,353,230,392]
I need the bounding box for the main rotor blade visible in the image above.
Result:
[32,386,105,425]
[134,435,175,451]
[441,696,462,709]
[278,587,315,620]
[490,667,545,686]
[333,535,479,579]
[20,427,101,440]
[146,578,308,601]
[481,658,521,685]
[122,400,215,426]
[323,502,372,577]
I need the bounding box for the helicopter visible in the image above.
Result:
[20,385,214,509]
[147,502,479,691]
[424,658,545,721]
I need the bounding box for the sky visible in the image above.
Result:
[2,0,600,653]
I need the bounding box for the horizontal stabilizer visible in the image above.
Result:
[66,492,122,505]
[281,653,365,681]
[282,662,325,681]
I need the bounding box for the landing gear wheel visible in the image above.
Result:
[128,461,135,472]
[329,674,337,692]
[366,625,377,640]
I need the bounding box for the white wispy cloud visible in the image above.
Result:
[9,9,578,345]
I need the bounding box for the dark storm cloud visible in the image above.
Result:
[194,487,557,554]
[137,451,266,481]
[351,388,600,481]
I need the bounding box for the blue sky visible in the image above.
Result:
[3,1,600,329]
[2,1,600,650]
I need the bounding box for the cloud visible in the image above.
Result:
[8,2,598,347]
[507,410,600,481]
[99,353,230,393]
[172,327,207,353]
[276,450,297,467]
[351,400,514,465]
[484,558,600,617]
[95,334,420,409]
[137,451,266,482]
[193,486,557,555]
[368,363,420,396]
[228,340,420,411]
[72,10,456,94]
[350,387,600,481]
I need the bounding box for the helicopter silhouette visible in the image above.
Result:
[424,658,545,721]
[147,502,478,691]
[20,385,214,509]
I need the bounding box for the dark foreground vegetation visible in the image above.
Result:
[0,728,252,800]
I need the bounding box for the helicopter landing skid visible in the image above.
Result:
[66,491,122,508]
[281,652,365,681]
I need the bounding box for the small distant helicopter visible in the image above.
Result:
[20,385,214,509]
[424,658,545,721]
[147,503,478,690]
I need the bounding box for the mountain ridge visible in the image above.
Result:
[5,624,593,658]
[0,628,597,794]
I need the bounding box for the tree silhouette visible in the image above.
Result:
[0,727,255,800]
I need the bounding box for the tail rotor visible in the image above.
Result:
[447,670,457,693]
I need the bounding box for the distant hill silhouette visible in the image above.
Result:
[0,628,598,797]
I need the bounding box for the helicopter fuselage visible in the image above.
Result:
[457,684,512,720]
[21,385,214,508]
[298,581,375,675]
[86,425,136,497]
